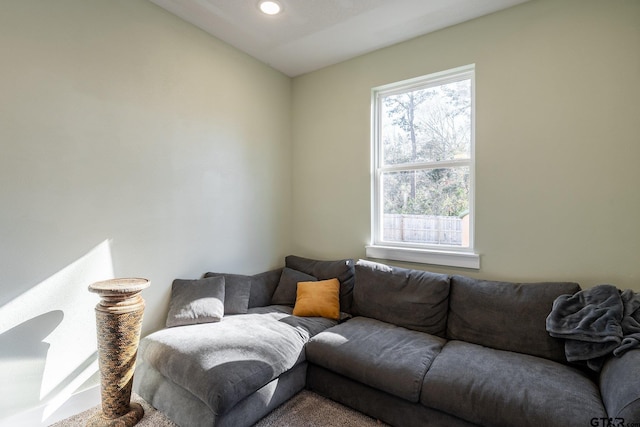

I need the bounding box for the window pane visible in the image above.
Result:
[381,79,471,165]
[381,167,470,246]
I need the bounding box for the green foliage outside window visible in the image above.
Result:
[381,80,471,218]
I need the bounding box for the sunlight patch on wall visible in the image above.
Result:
[0,240,114,421]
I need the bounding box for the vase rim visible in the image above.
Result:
[89,278,150,294]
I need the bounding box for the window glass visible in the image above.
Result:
[381,80,471,165]
[370,65,476,263]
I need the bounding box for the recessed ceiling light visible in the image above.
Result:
[259,0,282,15]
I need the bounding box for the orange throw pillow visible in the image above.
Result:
[292,279,340,320]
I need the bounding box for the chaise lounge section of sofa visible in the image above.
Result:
[135,255,640,427]
[134,256,355,427]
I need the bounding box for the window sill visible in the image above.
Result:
[365,244,480,269]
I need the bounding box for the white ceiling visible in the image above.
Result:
[150,0,530,77]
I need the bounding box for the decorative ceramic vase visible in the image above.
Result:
[87,278,150,427]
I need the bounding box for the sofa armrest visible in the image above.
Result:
[600,349,640,419]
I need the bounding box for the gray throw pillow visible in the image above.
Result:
[271,267,317,306]
[203,269,283,309]
[166,276,225,328]
[203,273,252,314]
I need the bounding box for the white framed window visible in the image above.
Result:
[367,64,479,269]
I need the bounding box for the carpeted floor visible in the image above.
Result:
[50,390,387,426]
[253,390,386,427]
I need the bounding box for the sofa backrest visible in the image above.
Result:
[352,260,450,338]
[204,268,283,309]
[249,268,284,308]
[285,255,356,313]
[447,275,581,363]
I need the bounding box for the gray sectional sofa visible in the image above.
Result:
[134,255,640,427]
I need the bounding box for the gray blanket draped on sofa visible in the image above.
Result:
[546,284,640,371]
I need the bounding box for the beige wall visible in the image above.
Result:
[0,0,291,421]
[291,0,640,289]
[2,0,639,422]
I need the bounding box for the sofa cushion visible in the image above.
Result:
[271,267,317,306]
[293,279,340,320]
[204,268,283,312]
[166,276,225,327]
[421,340,607,427]
[447,275,580,362]
[248,268,283,308]
[353,260,450,337]
[600,349,640,420]
[201,272,252,314]
[306,317,446,402]
[139,305,336,416]
[285,255,355,313]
